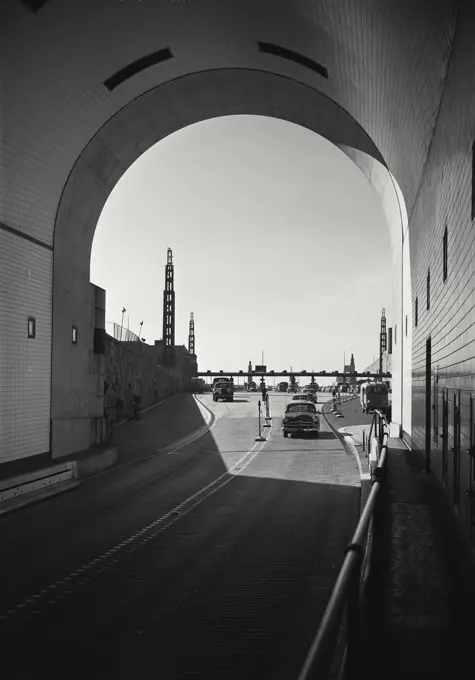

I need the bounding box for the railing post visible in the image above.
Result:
[345,548,364,680]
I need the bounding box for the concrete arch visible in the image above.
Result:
[52,68,407,456]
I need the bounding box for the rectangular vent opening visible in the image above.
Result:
[22,0,50,12]
[257,41,328,79]
[104,48,174,91]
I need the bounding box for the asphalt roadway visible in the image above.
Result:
[0,392,361,680]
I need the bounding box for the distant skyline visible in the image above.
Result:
[90,115,392,379]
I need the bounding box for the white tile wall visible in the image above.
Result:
[0,228,51,463]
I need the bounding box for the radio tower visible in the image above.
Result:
[188,313,195,355]
[162,247,175,366]
[379,308,387,375]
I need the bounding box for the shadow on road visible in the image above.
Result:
[1,394,360,680]
[288,431,338,441]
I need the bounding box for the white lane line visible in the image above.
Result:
[2,425,271,623]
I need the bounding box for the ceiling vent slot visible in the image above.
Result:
[22,0,50,11]
[257,41,328,79]
[104,48,174,91]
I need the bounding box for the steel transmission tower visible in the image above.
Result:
[162,247,175,366]
[379,308,387,375]
[188,312,195,355]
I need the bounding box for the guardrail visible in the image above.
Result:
[297,408,389,680]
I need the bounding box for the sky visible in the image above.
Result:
[90,114,392,383]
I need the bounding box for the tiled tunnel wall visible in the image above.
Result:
[410,0,475,539]
[1,0,475,539]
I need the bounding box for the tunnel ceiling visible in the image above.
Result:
[2,0,459,248]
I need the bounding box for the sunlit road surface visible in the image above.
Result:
[0,392,360,680]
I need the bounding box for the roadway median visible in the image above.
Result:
[322,394,374,509]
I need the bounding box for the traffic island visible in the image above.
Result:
[323,395,375,507]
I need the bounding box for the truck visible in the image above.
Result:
[276,381,289,392]
[188,377,206,393]
[213,378,234,402]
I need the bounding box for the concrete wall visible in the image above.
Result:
[104,337,187,423]
[51,283,106,458]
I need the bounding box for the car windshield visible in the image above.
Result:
[286,404,316,414]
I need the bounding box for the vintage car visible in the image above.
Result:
[282,401,321,437]
[292,392,317,404]
[300,389,317,403]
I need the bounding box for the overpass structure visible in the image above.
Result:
[197,371,392,380]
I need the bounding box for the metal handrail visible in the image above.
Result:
[297,409,389,680]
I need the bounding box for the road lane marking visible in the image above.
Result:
[1,424,271,625]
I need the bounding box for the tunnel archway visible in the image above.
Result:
[52,68,409,457]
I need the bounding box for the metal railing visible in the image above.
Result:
[297,408,389,680]
[108,322,141,343]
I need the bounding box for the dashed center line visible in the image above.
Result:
[1,428,270,626]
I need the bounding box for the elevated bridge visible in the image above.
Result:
[197,371,392,379]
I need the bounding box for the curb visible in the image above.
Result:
[0,479,80,517]
[160,395,216,455]
[76,447,119,479]
[0,447,119,517]
[322,399,368,515]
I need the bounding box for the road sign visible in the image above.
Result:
[255,365,266,372]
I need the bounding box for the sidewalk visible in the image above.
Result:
[0,393,212,515]
[325,395,475,676]
[365,440,475,677]
[324,397,373,473]
[107,391,212,465]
